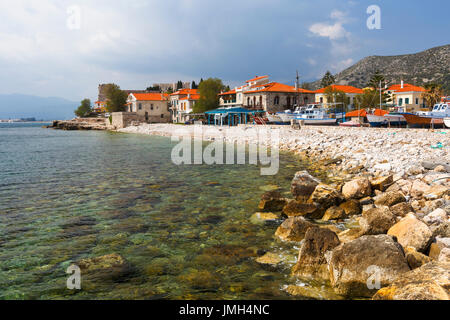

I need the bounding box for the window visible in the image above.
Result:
[416,98,419,105]
[405,98,409,105]
[138,103,142,110]
[151,104,154,110]
[274,96,280,105]
[161,114,164,118]
[320,97,323,103]
[399,98,403,106]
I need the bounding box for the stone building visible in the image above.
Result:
[314,84,364,110]
[170,89,200,123]
[126,93,171,123]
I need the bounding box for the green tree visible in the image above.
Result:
[367,70,386,89]
[301,82,312,90]
[176,81,183,90]
[146,85,161,92]
[321,71,335,88]
[105,84,128,112]
[166,87,174,94]
[355,88,391,110]
[324,86,349,112]
[191,81,198,89]
[74,99,92,117]
[193,78,224,113]
[421,83,444,108]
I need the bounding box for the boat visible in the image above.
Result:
[266,113,286,124]
[444,118,450,128]
[339,120,361,127]
[367,113,407,127]
[403,103,450,128]
[293,104,338,125]
[276,106,305,123]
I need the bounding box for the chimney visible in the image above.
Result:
[401,80,404,89]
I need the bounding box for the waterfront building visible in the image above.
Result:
[386,81,426,112]
[314,85,364,110]
[170,88,200,123]
[93,101,107,113]
[126,92,171,123]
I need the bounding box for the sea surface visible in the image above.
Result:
[0,123,331,300]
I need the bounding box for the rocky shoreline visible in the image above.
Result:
[117,123,449,300]
[46,118,108,131]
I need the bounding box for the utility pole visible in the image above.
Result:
[296,70,302,109]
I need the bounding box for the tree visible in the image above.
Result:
[166,87,174,94]
[321,71,335,88]
[367,70,386,89]
[324,86,349,112]
[301,82,312,90]
[74,99,92,117]
[105,84,128,112]
[146,85,161,92]
[176,80,183,90]
[191,81,198,89]
[421,83,444,108]
[193,78,224,113]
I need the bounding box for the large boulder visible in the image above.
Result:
[359,207,397,235]
[308,184,343,210]
[339,200,361,216]
[387,213,433,253]
[322,206,346,221]
[370,175,394,192]
[410,180,432,199]
[390,202,414,218]
[77,253,132,282]
[290,171,321,202]
[282,200,321,219]
[428,237,450,260]
[423,208,448,225]
[328,235,410,298]
[342,177,372,200]
[275,216,315,242]
[258,190,287,212]
[438,248,450,263]
[373,191,406,207]
[292,227,340,280]
[373,262,450,300]
[404,247,432,269]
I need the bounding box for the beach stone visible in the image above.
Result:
[390,202,414,218]
[438,248,450,263]
[422,160,450,171]
[339,200,361,216]
[256,252,282,266]
[370,175,394,191]
[430,221,450,238]
[405,247,432,269]
[423,208,448,225]
[410,180,432,199]
[322,206,346,221]
[291,171,321,202]
[373,261,450,300]
[428,237,450,260]
[77,253,131,281]
[387,214,433,253]
[373,191,406,207]
[292,227,340,280]
[282,200,321,219]
[407,165,424,176]
[337,228,364,244]
[424,185,449,200]
[342,177,372,200]
[308,184,343,210]
[359,207,397,235]
[434,165,448,173]
[328,235,410,298]
[359,197,373,205]
[250,212,280,225]
[284,285,344,300]
[275,216,315,242]
[258,190,287,212]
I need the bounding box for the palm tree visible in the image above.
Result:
[421,83,444,109]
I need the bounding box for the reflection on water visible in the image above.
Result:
[0,123,328,300]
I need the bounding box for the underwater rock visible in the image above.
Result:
[290,171,321,202]
[77,253,132,282]
[274,216,315,242]
[282,200,320,219]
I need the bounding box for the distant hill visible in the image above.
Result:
[309,44,450,93]
[0,94,78,120]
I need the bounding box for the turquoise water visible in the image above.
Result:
[0,123,327,300]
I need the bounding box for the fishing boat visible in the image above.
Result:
[444,118,450,128]
[266,113,285,124]
[367,112,407,127]
[403,103,450,128]
[293,104,338,125]
[276,106,305,123]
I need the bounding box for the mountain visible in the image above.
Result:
[0,94,78,120]
[309,44,450,93]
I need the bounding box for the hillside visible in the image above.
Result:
[309,44,450,93]
[0,94,78,120]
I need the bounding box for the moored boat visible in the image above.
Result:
[294,104,338,125]
[444,118,450,128]
[403,103,449,128]
[367,113,407,127]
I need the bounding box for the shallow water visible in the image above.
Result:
[0,123,332,300]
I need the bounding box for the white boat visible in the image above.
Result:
[277,106,305,123]
[266,113,283,124]
[294,105,337,125]
[444,118,450,128]
[367,113,407,127]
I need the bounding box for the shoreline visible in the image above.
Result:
[118,123,450,300]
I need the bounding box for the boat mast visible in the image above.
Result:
[296,70,302,109]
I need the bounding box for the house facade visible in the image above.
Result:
[314,85,364,110]
[386,82,426,112]
[93,101,107,113]
[170,88,200,123]
[126,93,171,123]
[219,75,315,112]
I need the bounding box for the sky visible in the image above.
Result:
[0,0,449,102]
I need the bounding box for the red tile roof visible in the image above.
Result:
[131,93,169,101]
[246,75,269,83]
[315,85,364,94]
[245,82,315,94]
[346,109,367,117]
[170,88,198,96]
[219,89,237,96]
[179,94,200,101]
[387,83,425,93]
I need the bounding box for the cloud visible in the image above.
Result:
[309,22,348,40]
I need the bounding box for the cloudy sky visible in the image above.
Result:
[0,0,448,101]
